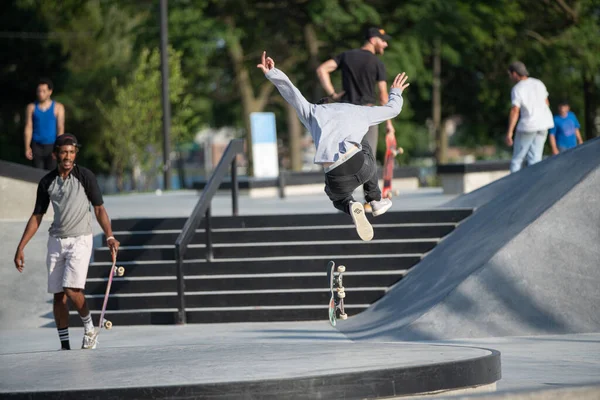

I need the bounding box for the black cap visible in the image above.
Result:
[365,27,391,41]
[54,133,80,148]
[508,61,529,77]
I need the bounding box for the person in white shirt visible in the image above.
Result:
[505,61,554,173]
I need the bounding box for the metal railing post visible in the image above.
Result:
[231,157,238,216]
[205,207,213,262]
[278,169,286,199]
[174,245,187,324]
[173,139,243,326]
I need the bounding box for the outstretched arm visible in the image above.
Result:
[366,73,410,126]
[258,51,312,128]
[505,106,520,146]
[316,59,343,101]
[14,214,43,273]
[575,128,583,145]
[94,205,120,253]
[56,103,65,135]
[378,81,395,135]
[24,104,34,160]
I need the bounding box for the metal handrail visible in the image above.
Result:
[174,138,244,324]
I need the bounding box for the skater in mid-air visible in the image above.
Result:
[258,51,410,241]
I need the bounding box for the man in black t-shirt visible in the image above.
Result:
[317,27,395,154]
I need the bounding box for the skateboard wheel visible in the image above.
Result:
[337,265,346,273]
[104,320,113,330]
[117,266,125,276]
[338,291,346,299]
[340,313,348,320]
[387,192,392,199]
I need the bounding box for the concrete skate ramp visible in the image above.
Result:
[0,160,53,220]
[0,220,55,330]
[340,138,600,340]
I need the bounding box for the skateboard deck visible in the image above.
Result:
[327,260,347,327]
[97,249,124,335]
[382,134,397,199]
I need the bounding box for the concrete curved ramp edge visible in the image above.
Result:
[1,342,500,400]
[340,138,600,341]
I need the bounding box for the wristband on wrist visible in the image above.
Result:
[106,236,115,242]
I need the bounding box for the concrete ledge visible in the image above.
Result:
[193,167,421,198]
[437,161,510,195]
[1,342,501,400]
[0,159,48,183]
[0,160,53,220]
[449,385,600,400]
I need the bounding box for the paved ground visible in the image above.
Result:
[2,183,599,398]
[0,325,598,397]
[0,188,456,330]
[99,187,457,220]
[0,325,494,394]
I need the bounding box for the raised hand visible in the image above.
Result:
[257,51,275,74]
[391,73,410,91]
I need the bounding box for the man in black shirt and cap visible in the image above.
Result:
[317,27,395,155]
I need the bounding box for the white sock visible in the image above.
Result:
[81,313,94,333]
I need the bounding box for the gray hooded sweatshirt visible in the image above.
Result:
[265,68,405,165]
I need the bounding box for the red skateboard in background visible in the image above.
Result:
[382,133,403,199]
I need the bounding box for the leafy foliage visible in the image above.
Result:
[1,0,599,177]
[96,47,194,189]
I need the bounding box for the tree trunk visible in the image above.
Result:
[583,76,598,139]
[304,23,321,102]
[176,149,186,189]
[432,38,447,164]
[224,17,277,176]
[225,21,258,176]
[285,102,303,171]
[116,171,124,193]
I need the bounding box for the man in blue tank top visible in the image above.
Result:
[548,101,584,155]
[24,78,65,169]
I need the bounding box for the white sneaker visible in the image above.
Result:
[371,198,392,217]
[350,202,374,241]
[81,329,98,349]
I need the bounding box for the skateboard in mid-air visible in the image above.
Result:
[327,260,347,326]
[382,133,403,199]
[97,249,124,333]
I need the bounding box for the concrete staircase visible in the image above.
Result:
[72,209,472,326]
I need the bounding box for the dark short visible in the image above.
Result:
[32,142,56,170]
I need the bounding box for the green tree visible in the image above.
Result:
[516,0,600,139]
[97,47,194,191]
[0,0,68,164]
[38,0,147,171]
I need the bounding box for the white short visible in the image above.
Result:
[46,234,93,293]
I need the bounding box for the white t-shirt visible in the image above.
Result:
[511,77,554,132]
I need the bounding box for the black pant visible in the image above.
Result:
[324,138,381,215]
[32,142,56,170]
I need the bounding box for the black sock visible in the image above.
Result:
[57,326,70,350]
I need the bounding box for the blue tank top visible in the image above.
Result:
[32,101,57,145]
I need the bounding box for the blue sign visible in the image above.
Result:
[250,112,277,144]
